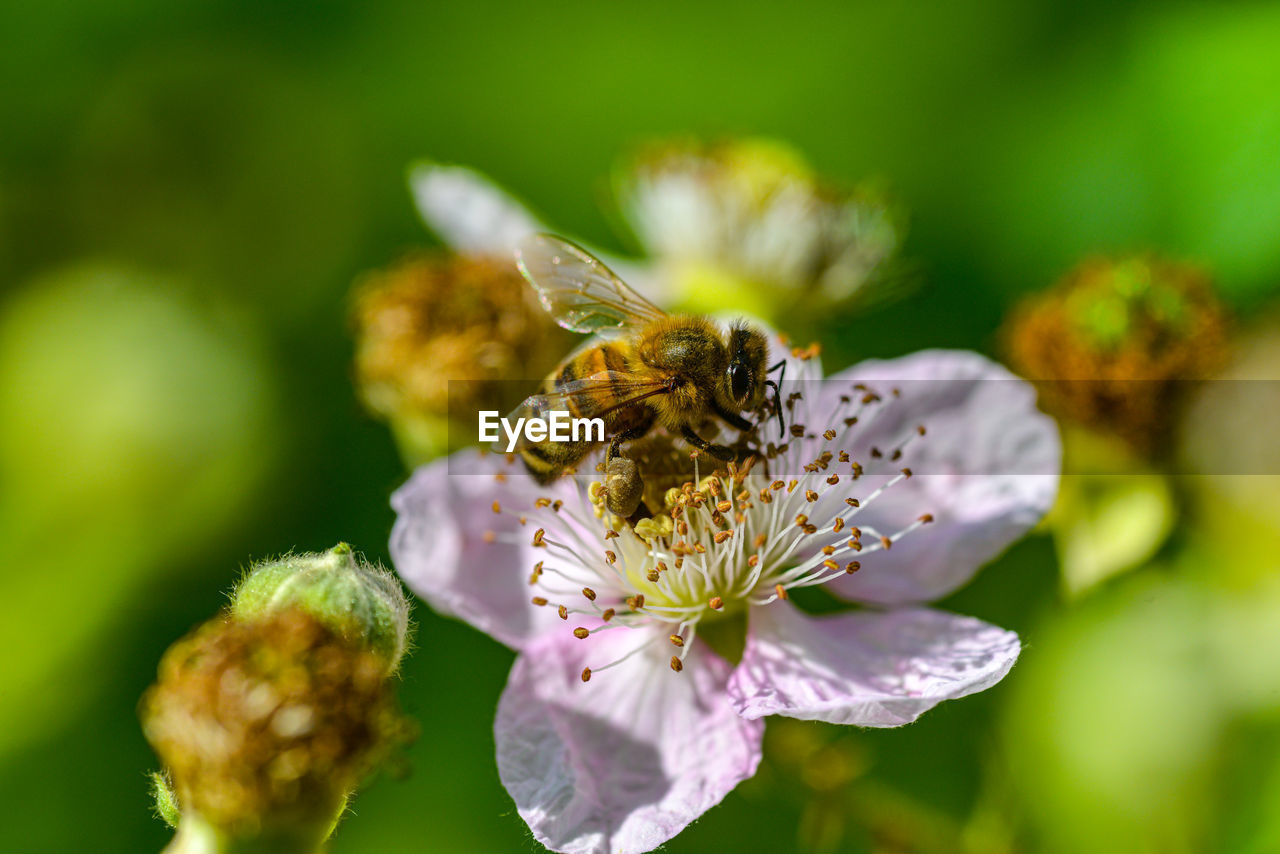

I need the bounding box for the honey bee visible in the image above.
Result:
[503,234,784,518]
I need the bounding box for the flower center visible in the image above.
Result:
[487,379,935,681]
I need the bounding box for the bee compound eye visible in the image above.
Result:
[728,363,750,402]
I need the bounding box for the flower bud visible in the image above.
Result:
[140,609,411,850]
[231,544,410,675]
[350,252,571,466]
[1004,254,1229,453]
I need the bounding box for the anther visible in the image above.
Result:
[716,500,732,513]
[714,530,733,544]
[604,550,617,564]
[805,490,819,502]
[827,474,839,485]
[753,533,767,549]
[881,536,893,550]
[582,587,597,601]
[601,609,614,621]
[581,668,591,682]
[492,501,501,514]
[532,528,546,547]
[871,447,883,458]
[709,596,724,610]
[845,497,860,508]
[845,561,861,573]
[670,656,683,673]
[605,530,619,540]
[626,594,646,610]
[823,429,837,440]
[531,596,548,606]
[573,627,590,639]
[647,569,660,582]
[775,584,789,600]
[833,518,845,533]
[535,497,552,508]
[558,605,568,620]
[919,513,934,523]
[772,480,785,491]
[901,468,913,478]
[917,425,927,436]
[822,545,835,555]
[669,634,685,647]
[483,531,496,544]
[748,554,759,567]
[823,559,839,571]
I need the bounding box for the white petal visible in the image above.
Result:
[729,603,1021,726]
[408,161,542,252]
[389,451,565,650]
[496,629,763,854]
[803,349,1059,604]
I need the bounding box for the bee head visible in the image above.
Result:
[717,323,770,412]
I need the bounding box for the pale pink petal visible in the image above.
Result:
[810,350,1059,604]
[496,629,763,854]
[389,451,566,650]
[729,603,1020,727]
[409,161,543,252]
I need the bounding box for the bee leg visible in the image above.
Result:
[681,426,735,461]
[712,401,753,433]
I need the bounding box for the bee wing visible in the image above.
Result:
[499,371,671,452]
[515,234,666,334]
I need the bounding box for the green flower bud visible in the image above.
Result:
[231,545,410,675]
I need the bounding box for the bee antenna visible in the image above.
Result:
[764,379,785,439]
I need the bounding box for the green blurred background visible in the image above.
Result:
[3,1,1280,851]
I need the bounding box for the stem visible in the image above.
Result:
[163,813,329,854]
